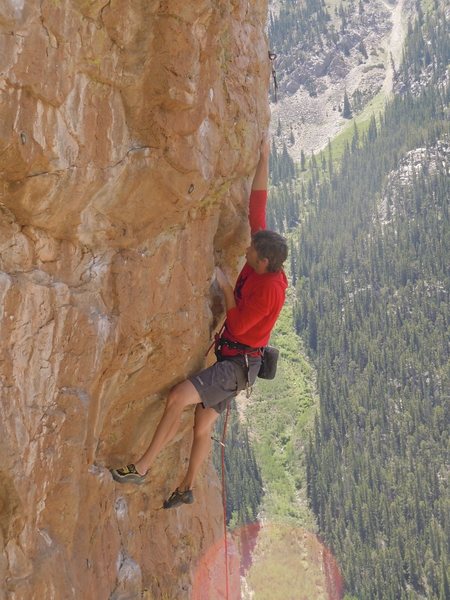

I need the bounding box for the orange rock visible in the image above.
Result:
[0,0,270,598]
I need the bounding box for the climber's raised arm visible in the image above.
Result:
[252,137,270,191]
[249,137,270,234]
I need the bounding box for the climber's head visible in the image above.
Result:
[246,230,288,273]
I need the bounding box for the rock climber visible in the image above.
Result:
[110,138,288,509]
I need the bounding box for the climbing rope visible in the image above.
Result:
[206,325,230,599]
[221,401,231,600]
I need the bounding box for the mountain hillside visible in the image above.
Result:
[289,1,450,596]
[269,0,415,157]
[216,2,449,599]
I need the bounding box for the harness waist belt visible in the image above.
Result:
[216,336,263,354]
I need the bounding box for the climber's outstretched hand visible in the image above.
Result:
[252,134,270,191]
[260,135,270,160]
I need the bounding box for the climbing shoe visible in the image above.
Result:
[110,464,146,485]
[163,488,194,509]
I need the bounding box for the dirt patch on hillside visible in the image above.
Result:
[270,0,410,158]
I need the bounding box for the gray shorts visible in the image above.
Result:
[189,355,262,414]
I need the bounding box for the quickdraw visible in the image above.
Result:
[269,50,278,102]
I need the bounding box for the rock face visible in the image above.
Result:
[0,1,269,598]
[377,140,450,226]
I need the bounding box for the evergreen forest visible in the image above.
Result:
[292,2,449,598]
[217,1,449,598]
[299,90,449,598]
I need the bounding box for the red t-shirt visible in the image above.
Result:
[221,189,288,353]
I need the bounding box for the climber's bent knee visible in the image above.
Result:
[166,379,202,411]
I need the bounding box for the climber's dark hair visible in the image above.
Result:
[252,230,288,272]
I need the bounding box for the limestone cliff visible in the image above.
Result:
[0,1,270,598]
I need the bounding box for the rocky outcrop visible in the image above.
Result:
[269,0,410,157]
[377,139,450,226]
[0,1,270,598]
[393,1,450,97]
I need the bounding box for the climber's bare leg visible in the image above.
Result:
[134,380,202,476]
[178,404,220,491]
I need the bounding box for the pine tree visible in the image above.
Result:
[289,125,295,145]
[351,121,359,151]
[300,149,306,172]
[342,90,352,119]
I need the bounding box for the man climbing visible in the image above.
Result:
[110,138,288,508]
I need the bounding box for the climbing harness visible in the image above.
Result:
[206,322,263,397]
[269,51,278,102]
[214,335,263,358]
[215,334,263,398]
